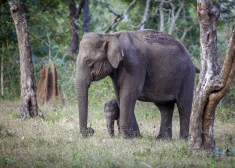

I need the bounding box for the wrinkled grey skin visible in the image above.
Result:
[76,29,198,139]
[104,98,140,137]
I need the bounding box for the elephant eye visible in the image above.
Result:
[86,59,91,65]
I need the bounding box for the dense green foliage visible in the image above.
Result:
[0,2,19,99]
[0,0,235,106]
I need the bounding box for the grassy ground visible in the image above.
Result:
[0,99,235,168]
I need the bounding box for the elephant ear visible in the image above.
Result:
[102,35,124,69]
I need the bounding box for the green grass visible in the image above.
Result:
[0,98,235,168]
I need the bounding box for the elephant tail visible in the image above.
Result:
[195,66,200,73]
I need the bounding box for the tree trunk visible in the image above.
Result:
[68,0,85,61]
[168,1,184,35]
[9,0,41,118]
[140,0,150,30]
[68,0,79,57]
[83,0,90,33]
[189,0,235,153]
[1,54,3,97]
[104,0,136,33]
[1,4,4,98]
[159,0,165,32]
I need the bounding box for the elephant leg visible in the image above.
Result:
[177,75,194,139]
[177,99,192,139]
[119,92,137,138]
[156,102,175,139]
[115,63,145,138]
[112,80,120,106]
[117,119,120,135]
[132,113,140,137]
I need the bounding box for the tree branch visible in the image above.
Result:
[180,23,196,41]
[155,0,172,2]
[95,0,120,16]
[123,0,136,14]
[159,0,165,31]
[168,0,184,35]
[100,0,136,33]
[127,20,148,29]
[105,16,123,33]
[75,0,85,18]
[140,0,150,30]
[210,30,235,98]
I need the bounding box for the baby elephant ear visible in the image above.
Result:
[104,36,124,69]
[104,102,108,110]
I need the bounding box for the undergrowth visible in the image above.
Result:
[0,99,235,168]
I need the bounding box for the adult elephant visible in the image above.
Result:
[76,29,199,139]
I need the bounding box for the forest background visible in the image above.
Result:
[1,0,235,167]
[1,0,235,105]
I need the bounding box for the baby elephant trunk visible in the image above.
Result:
[106,118,115,137]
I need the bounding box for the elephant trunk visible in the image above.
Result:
[107,119,115,137]
[76,68,94,136]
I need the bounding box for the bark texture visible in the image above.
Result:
[83,0,90,33]
[68,0,85,60]
[140,0,150,30]
[159,0,165,32]
[9,0,41,118]
[37,63,62,104]
[1,50,3,97]
[189,0,235,153]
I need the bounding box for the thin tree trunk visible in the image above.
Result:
[1,53,3,97]
[159,0,165,32]
[83,0,90,33]
[68,0,79,58]
[68,0,85,61]
[168,1,184,35]
[180,24,195,42]
[1,4,4,97]
[9,0,41,118]
[140,0,151,30]
[105,0,136,33]
[189,0,235,153]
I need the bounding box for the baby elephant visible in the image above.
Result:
[104,99,141,137]
[104,99,120,137]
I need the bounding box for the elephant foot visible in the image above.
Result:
[109,133,115,137]
[132,131,141,138]
[180,132,189,140]
[156,133,172,140]
[121,132,133,139]
[120,130,141,139]
[81,127,94,137]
